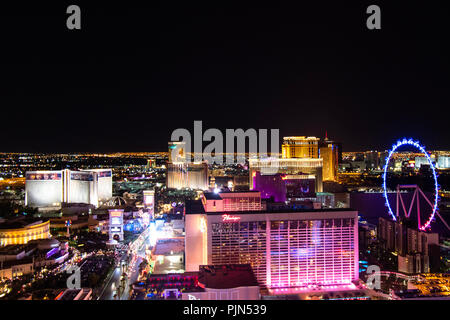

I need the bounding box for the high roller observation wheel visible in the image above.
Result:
[382,138,440,231]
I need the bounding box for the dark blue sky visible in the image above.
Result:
[0,1,449,152]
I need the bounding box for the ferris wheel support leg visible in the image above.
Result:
[398,191,408,218]
[406,188,418,219]
[416,189,420,230]
[396,187,399,218]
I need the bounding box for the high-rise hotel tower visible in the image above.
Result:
[167,141,208,190]
[185,191,359,290]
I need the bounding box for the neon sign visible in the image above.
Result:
[110,210,123,217]
[222,214,241,222]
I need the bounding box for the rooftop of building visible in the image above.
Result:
[153,238,185,255]
[0,217,47,230]
[0,244,34,255]
[0,257,34,269]
[197,264,259,289]
[148,271,199,279]
[203,193,222,200]
[28,238,60,248]
[283,136,320,141]
[203,190,260,200]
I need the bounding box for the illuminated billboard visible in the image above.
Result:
[108,209,124,241]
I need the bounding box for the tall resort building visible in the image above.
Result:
[185,191,359,291]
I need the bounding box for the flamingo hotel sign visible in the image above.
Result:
[222,214,241,222]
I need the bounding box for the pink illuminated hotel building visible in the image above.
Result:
[185,191,359,292]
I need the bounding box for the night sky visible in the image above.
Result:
[0,1,449,153]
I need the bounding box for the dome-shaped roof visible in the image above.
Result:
[111,196,127,206]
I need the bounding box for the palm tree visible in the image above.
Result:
[139,259,148,272]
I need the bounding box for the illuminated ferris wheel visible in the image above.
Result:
[382,138,449,232]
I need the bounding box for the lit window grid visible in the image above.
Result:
[211,221,267,284]
[222,197,261,212]
[269,225,354,287]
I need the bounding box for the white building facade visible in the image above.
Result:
[25,169,112,208]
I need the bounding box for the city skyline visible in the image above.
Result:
[0,1,449,305]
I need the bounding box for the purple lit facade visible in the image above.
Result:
[185,207,359,289]
[252,172,286,202]
[252,172,316,203]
